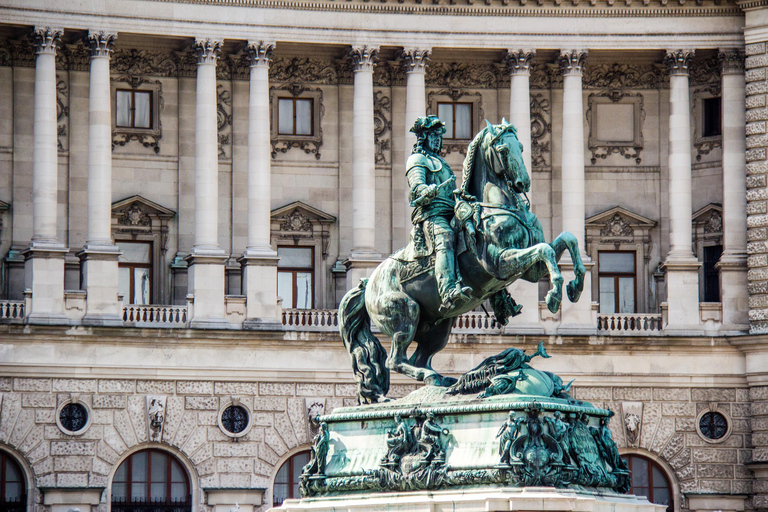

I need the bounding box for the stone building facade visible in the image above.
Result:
[0,0,766,511]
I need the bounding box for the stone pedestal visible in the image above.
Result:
[23,245,68,324]
[208,489,265,512]
[662,260,703,334]
[78,245,122,326]
[186,253,230,329]
[240,252,281,329]
[686,494,748,512]
[43,489,102,512]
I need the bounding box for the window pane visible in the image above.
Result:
[5,459,21,482]
[116,91,131,127]
[150,483,166,501]
[618,277,635,313]
[170,483,187,501]
[114,461,128,482]
[132,483,147,501]
[151,452,168,483]
[631,457,649,488]
[118,242,151,263]
[455,104,472,139]
[273,483,289,505]
[132,451,148,483]
[171,460,186,483]
[4,483,22,500]
[295,99,312,135]
[118,266,131,302]
[134,268,151,305]
[652,466,668,488]
[278,99,294,134]
[653,488,670,505]
[599,277,616,314]
[112,483,127,501]
[275,461,289,485]
[438,104,454,139]
[134,92,151,129]
[278,272,294,309]
[599,252,634,273]
[296,272,312,309]
[278,247,313,268]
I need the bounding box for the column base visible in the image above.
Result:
[23,243,69,325]
[186,250,229,329]
[662,258,703,334]
[78,244,123,327]
[239,250,281,328]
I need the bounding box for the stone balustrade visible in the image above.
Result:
[0,300,25,322]
[596,313,664,334]
[122,304,189,328]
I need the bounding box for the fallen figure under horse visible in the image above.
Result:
[339,118,586,405]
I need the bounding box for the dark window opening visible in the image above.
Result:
[112,449,190,512]
[702,97,721,138]
[699,412,728,440]
[437,102,473,139]
[0,452,25,512]
[598,251,636,314]
[118,241,153,305]
[221,405,249,434]
[59,403,88,433]
[621,455,672,512]
[703,244,722,303]
[273,451,310,507]
[277,246,314,309]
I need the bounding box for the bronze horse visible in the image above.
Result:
[339,120,586,404]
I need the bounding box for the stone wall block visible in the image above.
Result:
[286,398,309,445]
[603,403,625,448]
[749,188,768,201]
[265,427,288,456]
[754,479,768,493]
[57,473,89,487]
[242,427,265,444]
[652,388,690,401]
[752,401,768,417]
[212,442,258,457]
[18,424,44,454]
[22,393,57,408]
[696,463,733,480]
[747,108,768,123]
[389,384,419,398]
[137,380,175,394]
[342,398,357,407]
[206,426,229,442]
[103,424,128,456]
[13,379,50,392]
[274,412,298,450]
[639,402,661,450]
[92,457,112,476]
[0,393,20,443]
[37,473,55,488]
[172,410,197,449]
[27,442,49,464]
[201,474,217,487]
[214,381,259,395]
[114,409,138,448]
[749,228,768,242]
[749,96,768,110]
[699,479,732,493]
[92,395,127,409]
[676,417,695,432]
[748,148,768,162]
[35,408,58,425]
[661,402,696,417]
[98,380,135,393]
[33,457,53,477]
[181,426,207,455]
[733,419,750,433]
[613,387,651,401]
[750,386,768,400]
[252,412,274,427]
[752,417,768,431]
[50,440,96,456]
[669,447,692,470]
[748,68,768,82]
[749,254,768,271]
[677,462,695,481]
[89,474,107,487]
[255,458,273,477]
[734,479,753,494]
[220,473,251,488]
[177,381,214,395]
[747,54,768,68]
[650,417,675,454]
[752,431,768,446]
[198,411,218,426]
[54,455,92,472]
[0,378,10,392]
[749,123,768,137]
[748,162,768,175]
[747,42,767,56]
[749,82,768,96]
[9,408,34,447]
[326,398,345,413]
[52,379,97,393]
[197,455,216,476]
[334,384,357,397]
[162,396,185,443]
[190,441,212,466]
[733,402,750,419]
[750,282,768,295]
[97,440,120,464]
[185,396,219,410]
[748,202,768,216]
[296,383,334,396]
[753,447,768,461]
[217,457,253,473]
[692,448,738,463]
[259,442,279,465]
[252,475,270,489]
[253,397,286,412]
[259,382,295,396]
[127,395,147,443]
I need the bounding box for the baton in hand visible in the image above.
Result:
[410,176,456,207]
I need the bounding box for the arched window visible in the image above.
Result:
[112,449,190,512]
[0,452,25,512]
[272,450,309,507]
[621,454,672,512]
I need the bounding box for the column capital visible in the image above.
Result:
[665,49,695,76]
[506,49,536,75]
[193,38,222,65]
[245,41,275,68]
[350,45,379,72]
[558,49,587,76]
[31,27,63,55]
[402,48,430,73]
[85,31,117,58]
[719,47,745,75]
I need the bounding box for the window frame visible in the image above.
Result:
[277,245,315,310]
[272,450,310,507]
[621,454,672,512]
[597,250,637,314]
[702,244,723,303]
[111,81,162,139]
[0,452,25,510]
[277,97,315,136]
[701,96,722,138]
[270,87,324,159]
[118,240,154,306]
[111,449,191,509]
[437,101,473,140]
[116,89,154,130]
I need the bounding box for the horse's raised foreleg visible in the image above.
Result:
[549,231,585,303]
[499,244,564,313]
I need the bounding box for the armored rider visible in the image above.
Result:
[407,115,472,314]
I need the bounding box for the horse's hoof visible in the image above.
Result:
[546,294,561,314]
[424,374,457,387]
[567,282,582,303]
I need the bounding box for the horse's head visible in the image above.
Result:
[481,119,530,194]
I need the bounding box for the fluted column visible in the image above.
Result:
[24,27,69,324]
[79,31,123,326]
[718,48,749,331]
[185,38,229,329]
[344,45,382,287]
[240,41,280,329]
[662,49,702,333]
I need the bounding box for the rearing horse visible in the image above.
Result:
[339,120,586,404]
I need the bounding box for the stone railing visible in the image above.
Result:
[282,309,339,331]
[0,300,25,322]
[123,304,189,328]
[596,313,663,334]
[452,311,503,334]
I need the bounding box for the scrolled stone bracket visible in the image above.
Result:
[506,49,536,76]
[85,31,117,58]
[31,27,63,55]
[558,49,587,76]
[664,49,694,76]
[350,45,379,72]
[193,38,222,65]
[245,40,275,68]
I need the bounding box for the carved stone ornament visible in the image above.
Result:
[402,48,431,73]
[374,90,392,165]
[720,48,745,75]
[600,214,634,239]
[530,92,551,169]
[665,49,694,76]
[193,38,222,65]
[146,395,167,442]
[31,27,63,55]
[306,398,326,439]
[621,402,643,447]
[280,210,313,233]
[506,49,535,76]
[704,210,723,234]
[350,45,379,72]
[586,90,645,165]
[245,41,275,68]
[119,203,152,229]
[426,62,497,89]
[57,75,69,152]
[269,57,338,84]
[111,77,163,154]
[217,83,232,159]
[558,50,587,76]
[111,49,177,77]
[582,63,665,89]
[270,84,324,160]
[85,31,116,58]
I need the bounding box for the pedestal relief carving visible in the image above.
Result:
[146,395,167,442]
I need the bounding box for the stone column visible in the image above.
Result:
[239,41,280,329]
[344,45,382,287]
[718,48,749,332]
[399,48,430,248]
[78,31,122,326]
[662,49,702,334]
[505,49,543,334]
[557,49,595,334]
[23,27,69,325]
[185,38,229,329]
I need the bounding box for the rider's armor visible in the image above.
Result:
[406,151,472,313]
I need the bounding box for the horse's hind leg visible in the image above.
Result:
[550,232,585,302]
[367,290,424,381]
[409,319,457,387]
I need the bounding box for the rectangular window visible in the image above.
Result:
[116,90,153,129]
[438,102,472,139]
[278,98,313,136]
[277,246,314,309]
[118,241,152,305]
[702,97,722,138]
[703,244,722,302]
[598,251,636,314]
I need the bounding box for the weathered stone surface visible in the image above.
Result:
[57,472,89,487]
[676,417,695,432]
[182,426,207,454]
[89,474,108,487]
[214,381,259,395]
[692,388,737,402]
[733,419,750,433]
[747,68,767,82]
[389,384,419,398]
[741,448,755,463]
[650,417,675,455]
[700,479,732,493]
[265,427,288,456]
[669,447,691,470]
[652,388,689,401]
[50,440,96,456]
[676,462,695,481]
[27,441,49,464]
[342,398,357,407]
[252,475,271,489]
[13,378,50,392]
[752,431,768,446]
[198,411,218,426]
[197,455,216,476]
[255,458,273,477]
[733,403,751,418]
[9,408,34,446]
[252,412,274,427]
[220,473,251,488]
[274,412,298,450]
[0,393,20,443]
[613,387,651,401]
[22,393,56,408]
[260,382,295,396]
[574,386,612,401]
[751,386,768,400]
[639,402,661,450]
[748,95,767,110]
[191,441,212,466]
[52,379,97,392]
[185,396,219,410]
[127,395,147,443]
[747,54,768,68]
[749,176,768,190]
[661,402,695,417]
[54,455,92,472]
[172,410,197,449]
[137,380,175,394]
[334,384,357,397]
[253,397,286,412]
[33,457,53,476]
[35,407,59,424]
[695,463,733,479]
[751,416,768,431]
[733,479,753,494]
[18,424,44,454]
[693,448,738,463]
[259,442,280,465]
[213,442,258,457]
[242,427,265,443]
[114,409,138,447]
[287,398,308,445]
[746,42,767,56]
[0,378,10,392]
[92,457,112,475]
[98,379,135,393]
[217,457,253,473]
[92,395,127,409]
[201,474,217,488]
[208,426,234,444]
[97,440,120,464]
[296,383,334,396]
[162,396,185,443]
[177,380,214,395]
[752,402,768,416]
[749,203,768,216]
[748,161,768,175]
[37,473,55,488]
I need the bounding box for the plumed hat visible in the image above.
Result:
[410,115,446,137]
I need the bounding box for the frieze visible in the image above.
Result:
[426,62,497,89]
[530,92,551,170]
[269,57,338,84]
[373,90,392,166]
[9,40,35,68]
[582,62,666,89]
[111,49,178,78]
[689,55,720,87]
[175,51,198,78]
[57,44,90,71]
[217,83,233,160]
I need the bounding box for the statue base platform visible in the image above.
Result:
[273,486,664,511]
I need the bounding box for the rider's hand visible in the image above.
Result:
[419,184,438,203]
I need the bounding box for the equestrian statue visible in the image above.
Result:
[339,115,586,404]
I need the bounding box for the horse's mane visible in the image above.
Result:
[459,127,488,199]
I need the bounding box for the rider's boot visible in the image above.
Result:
[435,247,473,314]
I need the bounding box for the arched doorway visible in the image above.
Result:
[111,449,191,512]
[621,454,673,512]
[272,450,310,507]
[0,451,25,512]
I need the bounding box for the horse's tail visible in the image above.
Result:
[338,278,390,404]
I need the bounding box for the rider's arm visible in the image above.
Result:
[407,165,436,201]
